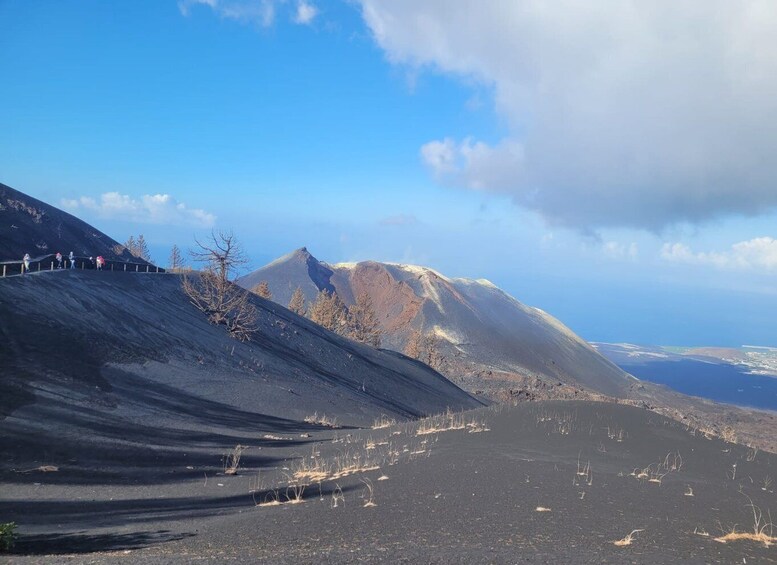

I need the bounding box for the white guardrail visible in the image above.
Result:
[0,253,166,277]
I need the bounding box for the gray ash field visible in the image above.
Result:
[2,271,776,563]
[5,401,776,563]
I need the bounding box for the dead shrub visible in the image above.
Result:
[181,230,257,341]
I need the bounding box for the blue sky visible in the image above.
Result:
[2,1,776,346]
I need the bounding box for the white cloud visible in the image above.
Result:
[603,241,638,261]
[178,0,217,17]
[178,0,316,28]
[661,237,777,270]
[421,137,525,193]
[293,1,318,25]
[178,0,276,27]
[61,192,216,228]
[359,1,777,231]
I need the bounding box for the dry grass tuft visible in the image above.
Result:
[361,478,376,507]
[612,529,643,546]
[285,483,306,504]
[606,425,626,442]
[291,448,382,483]
[19,465,59,473]
[416,409,467,435]
[630,451,682,485]
[415,408,489,436]
[573,454,593,487]
[223,445,247,475]
[714,494,776,547]
[466,421,490,434]
[304,412,339,428]
[714,531,776,547]
[255,487,282,507]
[262,434,288,441]
[372,415,397,430]
[331,484,345,508]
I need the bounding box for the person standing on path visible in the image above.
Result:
[22,253,30,274]
[56,252,63,269]
[69,251,75,269]
[96,256,104,271]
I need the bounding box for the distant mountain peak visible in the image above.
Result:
[240,248,632,398]
[264,246,317,268]
[238,246,335,301]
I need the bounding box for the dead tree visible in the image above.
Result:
[189,229,247,283]
[404,329,423,359]
[404,328,445,372]
[169,244,184,271]
[125,234,152,262]
[308,289,347,334]
[251,281,272,300]
[181,230,257,341]
[348,292,382,347]
[288,286,306,316]
[422,332,445,372]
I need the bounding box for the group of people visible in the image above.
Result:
[21,252,105,273]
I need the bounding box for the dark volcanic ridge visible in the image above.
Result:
[0,182,152,268]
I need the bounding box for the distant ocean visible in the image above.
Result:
[619,358,777,412]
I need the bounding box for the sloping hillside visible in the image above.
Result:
[0,182,148,264]
[238,248,633,398]
[0,270,481,485]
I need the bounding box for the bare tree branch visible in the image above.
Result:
[181,230,256,341]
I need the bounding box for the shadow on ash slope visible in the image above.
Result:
[5,400,777,563]
[0,271,481,549]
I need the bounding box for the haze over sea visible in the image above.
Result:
[620,358,777,412]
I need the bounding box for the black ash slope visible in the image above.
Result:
[0,182,150,264]
[0,270,481,485]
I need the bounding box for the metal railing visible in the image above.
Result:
[0,253,166,277]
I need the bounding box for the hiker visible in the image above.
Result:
[22,253,30,273]
[96,256,104,271]
[56,252,63,269]
[69,251,75,269]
